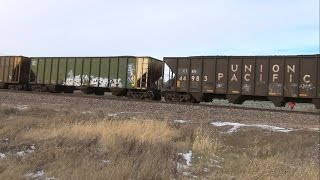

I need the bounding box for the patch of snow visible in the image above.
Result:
[211,121,293,133]
[214,165,223,169]
[254,124,293,133]
[108,113,117,117]
[30,144,36,150]
[101,160,111,164]
[119,111,143,114]
[179,150,193,166]
[174,120,190,124]
[17,145,36,155]
[45,177,56,180]
[182,172,191,176]
[211,122,245,133]
[26,149,34,153]
[81,111,93,114]
[211,122,244,127]
[16,151,25,157]
[2,138,9,144]
[107,111,143,117]
[0,153,5,159]
[308,128,320,132]
[24,170,44,178]
[16,105,29,111]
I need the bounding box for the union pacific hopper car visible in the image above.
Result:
[162,55,320,108]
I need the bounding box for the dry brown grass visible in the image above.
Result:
[0,106,319,179]
[0,107,182,179]
[192,126,220,155]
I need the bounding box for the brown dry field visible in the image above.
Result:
[0,91,319,179]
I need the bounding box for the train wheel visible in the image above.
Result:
[164,94,171,101]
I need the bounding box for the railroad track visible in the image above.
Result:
[1,89,319,116]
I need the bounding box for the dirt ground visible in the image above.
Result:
[0,91,319,129]
[0,91,319,179]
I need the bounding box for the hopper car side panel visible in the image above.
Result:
[215,57,228,94]
[109,57,119,88]
[0,57,5,82]
[58,58,67,85]
[37,58,45,84]
[82,58,91,86]
[299,56,317,98]
[118,57,128,88]
[268,57,285,97]
[3,57,9,83]
[228,57,242,95]
[126,57,137,89]
[44,58,52,84]
[51,58,59,84]
[7,57,13,83]
[176,58,190,92]
[241,57,255,95]
[284,57,299,97]
[318,55,320,98]
[90,57,101,87]
[189,58,202,93]
[65,58,76,86]
[99,57,110,88]
[254,57,269,96]
[202,58,216,93]
[74,58,83,86]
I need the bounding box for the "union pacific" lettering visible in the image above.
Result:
[216,64,311,83]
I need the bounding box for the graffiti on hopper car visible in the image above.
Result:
[63,70,123,88]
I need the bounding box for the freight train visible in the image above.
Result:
[0,55,319,109]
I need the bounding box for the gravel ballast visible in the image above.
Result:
[0,91,319,129]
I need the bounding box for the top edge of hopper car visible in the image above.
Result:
[163,54,320,59]
[0,55,28,58]
[29,56,161,60]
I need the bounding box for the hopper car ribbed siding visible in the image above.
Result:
[162,55,320,109]
[0,56,31,90]
[28,56,163,99]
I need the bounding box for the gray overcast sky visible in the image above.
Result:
[0,0,319,58]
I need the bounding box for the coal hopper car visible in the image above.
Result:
[162,55,320,108]
[28,56,163,99]
[0,56,31,90]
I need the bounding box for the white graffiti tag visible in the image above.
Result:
[63,70,123,88]
[127,63,135,84]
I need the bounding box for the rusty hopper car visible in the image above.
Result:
[162,55,320,108]
[29,56,163,99]
[0,56,31,90]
